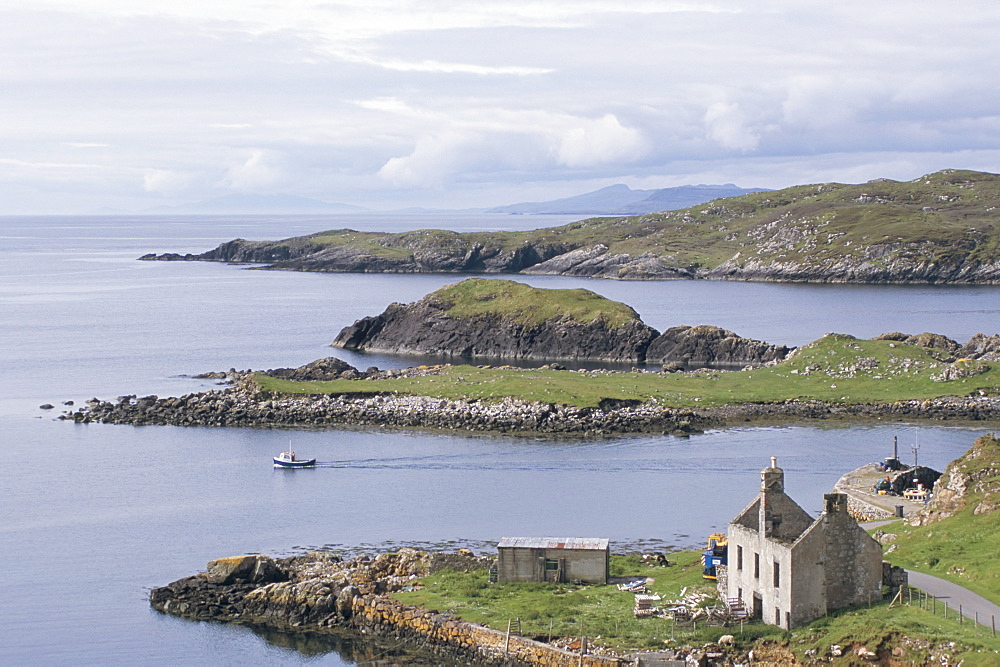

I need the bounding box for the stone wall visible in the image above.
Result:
[843,494,895,522]
[351,596,621,666]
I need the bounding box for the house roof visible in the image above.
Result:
[497,537,610,551]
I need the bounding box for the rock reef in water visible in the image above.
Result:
[332,278,789,367]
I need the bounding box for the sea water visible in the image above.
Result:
[1,214,997,665]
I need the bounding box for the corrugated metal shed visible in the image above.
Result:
[497,537,610,550]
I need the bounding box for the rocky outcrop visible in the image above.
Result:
[265,357,359,381]
[332,279,660,363]
[959,333,1000,361]
[150,549,621,666]
[909,433,1000,525]
[645,325,792,369]
[332,279,791,367]
[521,245,696,280]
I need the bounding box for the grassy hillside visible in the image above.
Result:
[433,278,642,329]
[203,169,1000,281]
[254,333,1000,409]
[877,434,1000,601]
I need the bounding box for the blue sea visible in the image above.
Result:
[1,213,997,665]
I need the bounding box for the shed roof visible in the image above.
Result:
[497,537,610,551]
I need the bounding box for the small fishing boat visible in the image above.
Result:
[273,451,316,468]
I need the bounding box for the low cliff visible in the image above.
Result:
[140,169,1000,284]
[910,433,1000,525]
[333,278,658,363]
[150,550,621,666]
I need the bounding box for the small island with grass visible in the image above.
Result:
[65,278,1000,432]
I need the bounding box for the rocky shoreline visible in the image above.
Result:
[62,370,1000,435]
[149,549,626,666]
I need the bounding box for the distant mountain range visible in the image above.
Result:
[485,183,769,215]
[141,184,767,216]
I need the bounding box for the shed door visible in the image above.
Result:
[544,558,561,583]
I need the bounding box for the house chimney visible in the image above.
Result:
[761,457,784,493]
[824,493,848,515]
[760,457,784,538]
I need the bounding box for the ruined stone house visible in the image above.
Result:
[723,458,883,629]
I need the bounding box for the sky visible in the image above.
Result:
[5,1,1000,213]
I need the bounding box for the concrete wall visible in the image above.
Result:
[497,547,608,584]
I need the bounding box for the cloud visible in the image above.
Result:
[219,150,284,191]
[704,102,761,152]
[377,111,646,187]
[555,114,645,167]
[5,2,1000,212]
[143,169,191,194]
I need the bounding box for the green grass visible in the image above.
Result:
[253,333,1000,410]
[393,552,1000,661]
[432,278,642,329]
[394,552,755,651]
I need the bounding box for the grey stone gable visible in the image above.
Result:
[731,497,761,530]
[763,491,816,543]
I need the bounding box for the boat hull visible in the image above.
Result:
[273,458,316,468]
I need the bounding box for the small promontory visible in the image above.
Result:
[333,278,659,363]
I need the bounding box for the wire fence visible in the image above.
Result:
[891,586,997,637]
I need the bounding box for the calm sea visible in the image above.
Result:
[1,214,998,665]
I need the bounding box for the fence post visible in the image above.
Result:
[959,605,963,624]
[505,619,511,653]
[992,615,995,638]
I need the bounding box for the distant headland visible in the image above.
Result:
[141,169,1000,284]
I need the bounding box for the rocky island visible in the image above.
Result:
[141,169,1000,284]
[332,278,790,367]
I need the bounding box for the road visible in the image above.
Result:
[905,570,1000,626]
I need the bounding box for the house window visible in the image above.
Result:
[737,545,743,570]
[754,552,760,579]
[773,561,780,588]
[775,608,781,625]
[544,559,560,571]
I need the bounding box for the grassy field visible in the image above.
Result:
[393,552,1000,663]
[254,333,1000,410]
